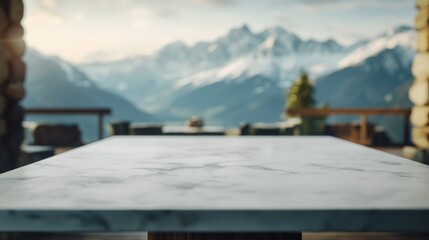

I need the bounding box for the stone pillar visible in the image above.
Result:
[0,0,25,173]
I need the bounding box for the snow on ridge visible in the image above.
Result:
[59,61,76,82]
[80,57,146,82]
[338,28,415,68]
[175,57,249,88]
[79,24,414,92]
[174,52,344,89]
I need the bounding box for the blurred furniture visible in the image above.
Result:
[126,124,225,136]
[25,108,111,140]
[33,124,82,147]
[163,126,225,136]
[185,116,204,128]
[110,121,130,135]
[18,123,82,166]
[0,136,428,239]
[324,123,376,145]
[240,123,296,136]
[287,108,411,145]
[130,124,163,135]
[19,145,54,166]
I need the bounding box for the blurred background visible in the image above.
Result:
[1,1,429,239]
[21,0,415,141]
[1,0,427,170]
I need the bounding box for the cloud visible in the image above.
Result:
[274,12,298,24]
[40,0,57,10]
[31,0,65,24]
[325,23,367,44]
[273,12,301,29]
[133,20,146,30]
[129,6,152,18]
[188,0,234,6]
[279,0,410,12]
[73,12,84,22]
[154,9,184,18]
[25,11,63,26]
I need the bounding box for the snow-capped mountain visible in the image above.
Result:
[79,24,415,140]
[24,48,158,142]
[338,26,415,68]
[316,46,413,109]
[80,24,352,110]
[315,45,414,142]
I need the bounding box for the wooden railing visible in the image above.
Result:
[25,108,112,140]
[286,108,412,145]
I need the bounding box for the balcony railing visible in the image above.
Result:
[286,108,411,145]
[25,108,112,140]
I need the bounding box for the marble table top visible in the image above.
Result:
[0,136,428,232]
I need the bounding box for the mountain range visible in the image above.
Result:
[23,49,158,142]
[80,25,355,112]
[23,24,415,143]
[79,24,414,141]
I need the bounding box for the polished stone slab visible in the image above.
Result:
[0,136,428,232]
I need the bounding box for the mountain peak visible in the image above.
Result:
[268,26,287,34]
[164,40,188,50]
[240,24,251,33]
[322,38,343,48]
[382,25,413,37]
[392,25,413,34]
[260,26,300,44]
[157,40,189,58]
[228,24,253,40]
[323,39,336,44]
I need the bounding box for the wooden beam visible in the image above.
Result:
[25,108,112,140]
[0,95,5,114]
[416,7,429,30]
[418,28,429,52]
[9,58,25,82]
[417,0,429,9]
[360,114,368,145]
[0,61,8,85]
[5,39,25,57]
[4,82,25,101]
[411,106,429,127]
[413,126,429,148]
[4,24,24,40]
[412,53,429,79]
[286,108,411,116]
[0,4,7,34]
[409,79,429,106]
[0,119,5,137]
[8,0,24,23]
[25,108,112,115]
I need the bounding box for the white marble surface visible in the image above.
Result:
[0,136,428,232]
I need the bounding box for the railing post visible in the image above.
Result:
[404,113,411,145]
[25,108,111,141]
[98,113,104,140]
[360,114,368,145]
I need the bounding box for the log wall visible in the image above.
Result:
[0,0,25,173]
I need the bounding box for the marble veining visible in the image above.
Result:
[0,136,428,232]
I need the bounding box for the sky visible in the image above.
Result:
[22,0,415,64]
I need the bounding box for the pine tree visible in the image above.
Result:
[287,71,315,110]
[286,70,325,135]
